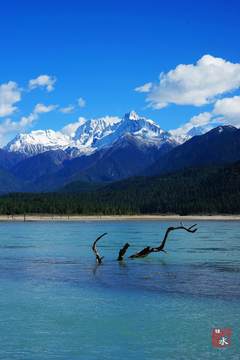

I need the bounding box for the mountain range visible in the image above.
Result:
[5,111,175,156]
[0,111,239,194]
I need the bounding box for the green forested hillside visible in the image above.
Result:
[0,162,240,215]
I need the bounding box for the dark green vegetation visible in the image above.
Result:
[1,162,240,215]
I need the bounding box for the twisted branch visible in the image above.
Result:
[92,232,107,264]
[129,223,197,259]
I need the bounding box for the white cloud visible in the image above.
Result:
[19,103,57,127]
[0,116,35,145]
[29,75,57,92]
[60,97,86,113]
[213,96,240,126]
[134,82,152,93]
[60,105,75,114]
[34,103,57,114]
[141,55,240,109]
[78,97,86,108]
[61,117,86,137]
[171,112,212,137]
[170,94,240,139]
[0,103,57,145]
[0,81,21,117]
[0,118,23,136]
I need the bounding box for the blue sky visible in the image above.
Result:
[0,0,240,144]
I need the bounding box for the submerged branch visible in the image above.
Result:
[129,223,197,259]
[92,232,107,264]
[117,243,130,261]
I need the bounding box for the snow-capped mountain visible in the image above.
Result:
[1,124,240,194]
[73,111,175,150]
[5,130,71,156]
[73,115,121,151]
[4,111,176,156]
[101,111,172,146]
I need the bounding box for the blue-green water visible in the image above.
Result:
[0,221,239,360]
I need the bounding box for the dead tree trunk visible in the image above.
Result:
[117,243,130,261]
[92,232,107,264]
[129,223,197,259]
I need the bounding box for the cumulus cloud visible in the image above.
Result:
[61,117,86,137]
[0,116,36,145]
[0,118,23,137]
[134,82,152,93]
[0,81,21,117]
[213,96,240,126]
[78,97,86,108]
[0,103,57,145]
[140,55,240,109]
[170,93,240,138]
[29,75,57,92]
[34,103,57,114]
[170,112,213,137]
[18,103,57,128]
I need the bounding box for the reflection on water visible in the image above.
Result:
[0,221,239,359]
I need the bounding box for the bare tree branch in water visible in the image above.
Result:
[129,223,197,259]
[92,232,107,264]
[117,243,130,261]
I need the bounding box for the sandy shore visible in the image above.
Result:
[0,214,240,222]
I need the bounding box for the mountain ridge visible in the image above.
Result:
[4,111,177,157]
[0,111,239,194]
[147,125,240,176]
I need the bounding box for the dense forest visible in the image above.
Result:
[0,162,240,215]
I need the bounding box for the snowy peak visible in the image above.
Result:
[70,111,173,152]
[122,111,166,137]
[126,110,140,121]
[4,111,177,156]
[5,130,71,156]
[73,116,121,148]
[5,111,235,158]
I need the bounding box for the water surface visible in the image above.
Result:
[0,221,239,359]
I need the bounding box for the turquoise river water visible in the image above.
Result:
[0,220,239,359]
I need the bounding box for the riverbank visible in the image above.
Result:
[0,214,240,221]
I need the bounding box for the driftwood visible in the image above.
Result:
[129,223,197,259]
[92,223,197,263]
[92,232,107,264]
[117,243,130,261]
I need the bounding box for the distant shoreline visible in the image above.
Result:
[0,214,240,222]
